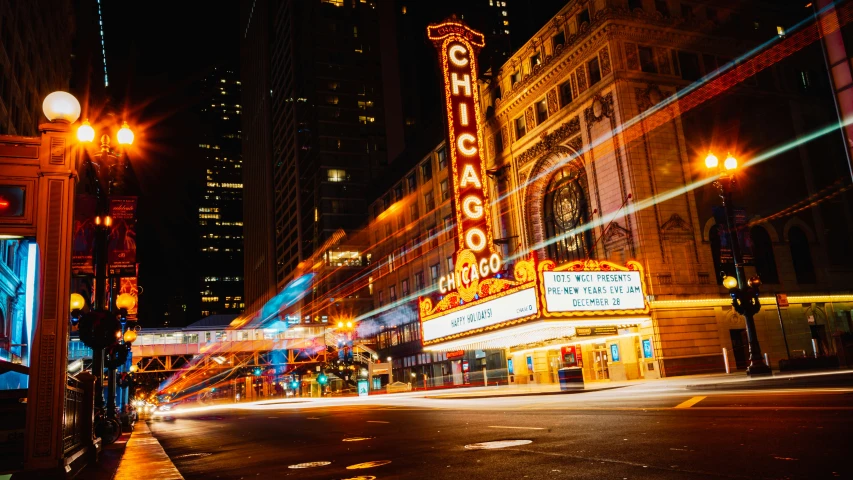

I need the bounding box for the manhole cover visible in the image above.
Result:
[288,461,332,469]
[174,452,212,459]
[342,437,373,442]
[346,460,392,469]
[464,440,532,450]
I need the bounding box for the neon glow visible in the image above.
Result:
[25,242,36,364]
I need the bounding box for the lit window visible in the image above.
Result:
[511,70,522,85]
[328,169,347,182]
[514,115,526,139]
[536,98,548,124]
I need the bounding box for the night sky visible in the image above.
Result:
[81,0,564,327]
[91,1,241,326]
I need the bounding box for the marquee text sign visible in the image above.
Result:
[538,260,650,317]
[421,286,538,343]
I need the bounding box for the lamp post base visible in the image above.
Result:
[747,363,772,376]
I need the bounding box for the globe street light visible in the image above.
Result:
[42,91,81,123]
[704,151,771,376]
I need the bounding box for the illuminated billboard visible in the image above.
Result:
[538,260,649,317]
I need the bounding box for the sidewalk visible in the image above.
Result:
[77,421,182,480]
[422,369,853,399]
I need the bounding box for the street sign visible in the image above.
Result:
[776,294,789,307]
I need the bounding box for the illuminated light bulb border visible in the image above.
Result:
[536,259,650,318]
[420,258,537,319]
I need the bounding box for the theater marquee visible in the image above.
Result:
[418,21,648,349]
[538,260,649,317]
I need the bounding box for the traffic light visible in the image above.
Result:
[317,373,328,385]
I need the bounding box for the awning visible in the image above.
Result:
[422,317,650,352]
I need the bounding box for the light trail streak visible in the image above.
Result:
[158,2,853,399]
[491,1,853,213]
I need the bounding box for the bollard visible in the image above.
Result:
[764,353,770,370]
[812,338,819,358]
[723,347,730,374]
[483,367,488,387]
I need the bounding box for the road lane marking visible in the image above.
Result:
[366,420,390,424]
[487,426,545,430]
[342,437,373,442]
[346,460,392,469]
[674,396,707,408]
[288,461,331,469]
[465,440,533,450]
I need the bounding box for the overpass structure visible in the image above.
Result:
[70,315,379,375]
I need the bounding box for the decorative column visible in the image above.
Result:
[23,120,78,472]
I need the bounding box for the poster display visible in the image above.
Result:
[107,196,137,276]
[72,194,97,275]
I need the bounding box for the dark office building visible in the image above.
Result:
[0,0,73,136]
[198,68,245,317]
[241,0,388,316]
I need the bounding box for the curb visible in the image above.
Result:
[425,385,629,399]
[685,371,853,391]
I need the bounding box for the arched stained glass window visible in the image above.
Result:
[543,166,591,264]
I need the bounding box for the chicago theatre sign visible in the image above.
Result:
[420,21,539,346]
[419,21,649,349]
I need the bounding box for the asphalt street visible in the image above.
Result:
[148,385,853,480]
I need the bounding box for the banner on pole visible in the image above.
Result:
[72,194,97,275]
[107,196,138,276]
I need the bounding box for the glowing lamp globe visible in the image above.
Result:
[722,276,738,290]
[77,119,95,143]
[123,329,137,343]
[748,276,762,288]
[346,321,353,329]
[70,293,85,311]
[116,293,137,311]
[704,152,719,169]
[117,121,134,145]
[724,154,738,171]
[129,364,139,373]
[337,321,344,328]
[42,91,81,123]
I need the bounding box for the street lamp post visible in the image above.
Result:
[705,152,772,376]
[77,118,137,416]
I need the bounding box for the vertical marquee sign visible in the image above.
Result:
[427,20,499,298]
[419,20,539,346]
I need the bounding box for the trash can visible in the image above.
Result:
[558,367,584,391]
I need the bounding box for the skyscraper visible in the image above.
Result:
[0,0,74,136]
[241,0,388,316]
[198,68,245,317]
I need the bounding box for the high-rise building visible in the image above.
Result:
[198,68,245,317]
[241,0,388,317]
[0,0,74,136]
